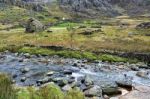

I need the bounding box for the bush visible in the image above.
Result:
[38,84,64,99]
[0,74,17,99]
[65,89,84,99]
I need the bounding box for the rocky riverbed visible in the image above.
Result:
[0,51,150,99]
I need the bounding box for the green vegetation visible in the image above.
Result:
[98,54,127,62]
[54,21,79,27]
[0,2,150,99]
[0,6,59,26]
[18,47,136,62]
[0,5,149,62]
[0,74,84,99]
[65,89,84,99]
[0,74,17,99]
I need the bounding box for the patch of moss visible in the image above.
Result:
[18,47,138,63]
[98,54,138,63]
[56,51,82,59]
[18,47,55,56]
[98,54,127,62]
[82,52,97,60]
[18,47,96,60]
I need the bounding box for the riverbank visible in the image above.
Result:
[0,45,142,63]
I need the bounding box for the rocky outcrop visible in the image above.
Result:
[59,0,150,17]
[1,0,150,18]
[59,0,118,17]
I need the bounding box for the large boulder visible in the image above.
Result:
[25,18,44,33]
[84,85,102,97]
[120,86,150,99]
[102,87,122,96]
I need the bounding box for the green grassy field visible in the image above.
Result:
[0,18,150,53]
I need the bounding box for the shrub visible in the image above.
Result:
[38,84,64,99]
[65,89,84,99]
[0,74,17,99]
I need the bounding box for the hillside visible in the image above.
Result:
[59,0,150,18]
[1,0,150,18]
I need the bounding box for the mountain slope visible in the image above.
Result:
[59,0,150,17]
[1,0,150,18]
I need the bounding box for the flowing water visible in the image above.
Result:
[0,52,150,98]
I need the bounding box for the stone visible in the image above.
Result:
[12,74,17,78]
[116,76,133,89]
[73,63,78,67]
[24,53,31,58]
[84,85,102,97]
[70,81,77,88]
[18,59,24,62]
[83,75,94,86]
[12,80,16,84]
[68,77,75,84]
[63,69,72,75]
[46,71,55,76]
[36,77,50,84]
[102,87,122,96]
[57,79,68,87]
[20,67,30,73]
[130,64,139,71]
[62,85,72,91]
[103,95,110,99]
[21,77,26,82]
[136,71,149,78]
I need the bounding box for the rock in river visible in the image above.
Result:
[23,53,31,58]
[57,79,68,87]
[84,85,102,97]
[46,71,55,76]
[62,84,72,91]
[83,75,94,86]
[116,75,133,89]
[102,87,122,96]
[130,65,139,71]
[136,71,149,78]
[63,69,72,75]
[20,67,30,74]
[21,77,27,82]
[120,85,150,99]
